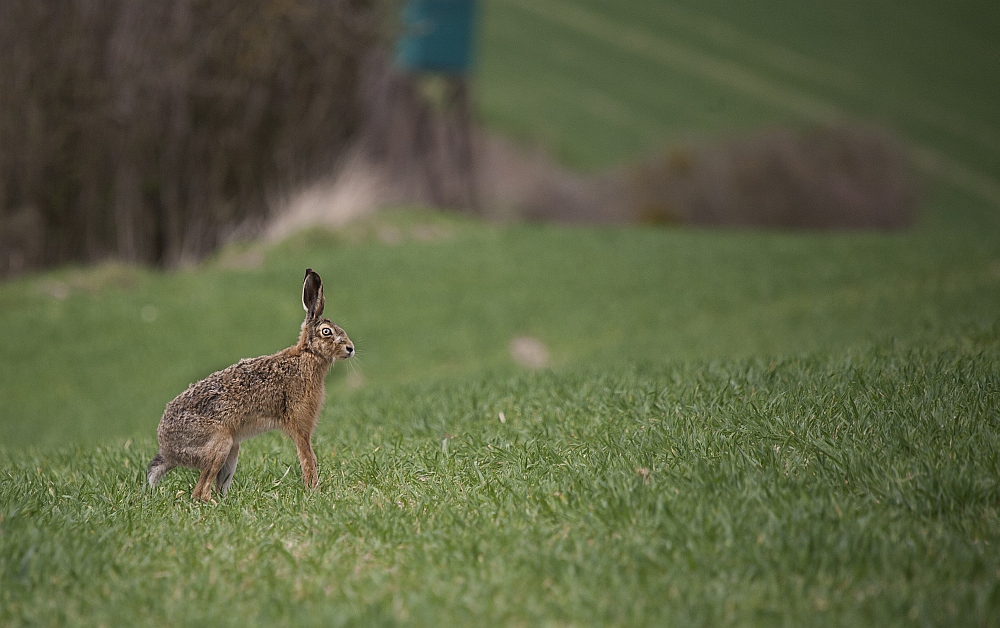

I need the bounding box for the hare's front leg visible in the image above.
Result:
[288,430,319,489]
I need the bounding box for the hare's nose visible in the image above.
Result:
[346,345,354,355]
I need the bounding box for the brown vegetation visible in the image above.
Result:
[267,118,919,238]
[631,124,917,229]
[0,0,380,276]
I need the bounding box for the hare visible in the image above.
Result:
[147,268,354,501]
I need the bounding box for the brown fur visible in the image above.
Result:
[148,268,353,501]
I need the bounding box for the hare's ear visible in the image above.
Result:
[302,268,325,321]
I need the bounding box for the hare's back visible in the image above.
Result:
[163,355,295,422]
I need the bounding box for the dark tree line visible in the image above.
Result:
[0,0,382,276]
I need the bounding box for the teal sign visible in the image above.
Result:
[395,0,478,74]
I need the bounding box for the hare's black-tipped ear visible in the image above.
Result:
[302,268,325,321]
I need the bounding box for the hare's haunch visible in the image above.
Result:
[148,268,354,501]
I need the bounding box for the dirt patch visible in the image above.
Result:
[265,153,391,242]
[509,335,550,369]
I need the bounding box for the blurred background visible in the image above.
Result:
[1,0,999,446]
[2,0,997,277]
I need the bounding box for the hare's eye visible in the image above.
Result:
[321,328,333,337]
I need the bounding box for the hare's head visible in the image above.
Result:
[300,268,354,362]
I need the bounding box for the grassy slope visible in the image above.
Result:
[3,0,1000,625]
[478,0,1000,193]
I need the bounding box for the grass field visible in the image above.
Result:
[2,204,999,625]
[3,0,1000,625]
[478,0,1000,204]
[3,334,1000,625]
[1,199,998,448]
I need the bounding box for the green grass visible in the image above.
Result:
[1,197,999,447]
[3,338,999,625]
[478,0,1000,204]
[1,203,1000,624]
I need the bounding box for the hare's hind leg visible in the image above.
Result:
[191,434,233,501]
[216,443,240,495]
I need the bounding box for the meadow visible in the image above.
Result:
[3,0,1000,625]
[2,339,998,625]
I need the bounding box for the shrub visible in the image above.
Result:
[632,124,917,229]
[0,0,381,275]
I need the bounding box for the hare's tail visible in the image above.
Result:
[147,453,174,487]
